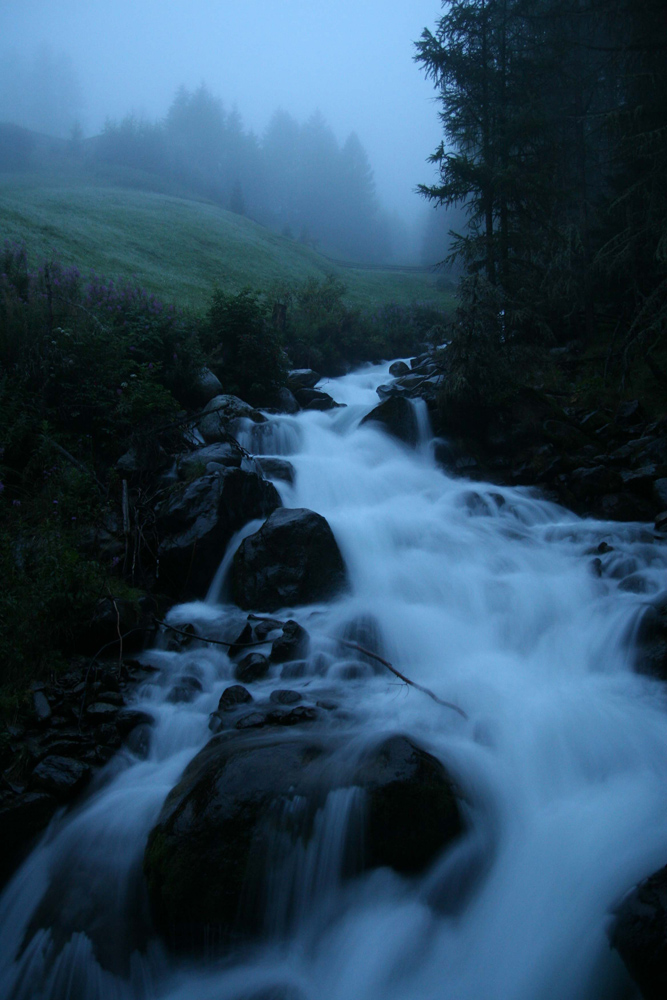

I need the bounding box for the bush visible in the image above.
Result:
[205,288,288,405]
[279,276,447,376]
[0,245,203,465]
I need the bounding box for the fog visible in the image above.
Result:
[0,0,444,229]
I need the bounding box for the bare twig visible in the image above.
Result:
[155,618,271,649]
[219,613,467,718]
[333,637,468,718]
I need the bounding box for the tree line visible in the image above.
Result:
[94,85,395,264]
[416,0,667,398]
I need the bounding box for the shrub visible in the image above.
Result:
[205,288,288,405]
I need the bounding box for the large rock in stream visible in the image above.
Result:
[611,864,667,999]
[361,396,420,447]
[143,732,463,950]
[157,469,281,599]
[231,507,348,611]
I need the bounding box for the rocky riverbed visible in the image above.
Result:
[1,359,667,1000]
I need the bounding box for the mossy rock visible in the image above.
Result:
[143,732,463,952]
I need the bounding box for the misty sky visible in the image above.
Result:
[0,0,444,220]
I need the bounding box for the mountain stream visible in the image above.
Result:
[2,362,667,1000]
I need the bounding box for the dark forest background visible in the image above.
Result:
[415,0,667,410]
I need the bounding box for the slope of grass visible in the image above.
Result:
[0,172,455,312]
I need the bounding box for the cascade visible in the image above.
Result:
[1,361,666,1000]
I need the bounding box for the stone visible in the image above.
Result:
[569,466,624,501]
[115,708,154,736]
[177,441,246,477]
[144,735,328,947]
[275,387,300,414]
[634,594,667,680]
[167,676,203,704]
[93,724,122,749]
[143,732,462,951]
[294,388,338,411]
[252,618,285,640]
[269,689,302,705]
[157,468,281,599]
[355,735,463,875]
[228,622,254,657]
[360,396,419,447]
[85,702,120,720]
[235,653,271,684]
[598,493,656,522]
[278,706,318,725]
[654,479,667,509]
[218,685,253,711]
[231,508,348,611]
[389,361,411,378]
[193,367,223,405]
[30,755,91,800]
[656,511,667,533]
[255,457,296,485]
[32,690,52,725]
[286,369,320,392]
[270,620,310,663]
[610,863,667,1000]
[235,712,269,730]
[198,395,266,443]
[621,468,658,499]
[615,399,644,426]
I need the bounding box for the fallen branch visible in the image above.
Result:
[155,618,271,650]
[241,614,468,718]
[333,637,468,719]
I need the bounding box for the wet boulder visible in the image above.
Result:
[231,508,348,611]
[167,675,204,704]
[654,479,667,510]
[144,734,332,946]
[270,620,310,663]
[235,653,271,684]
[198,395,266,443]
[219,685,254,710]
[389,361,410,378]
[293,388,339,411]
[177,440,247,477]
[143,732,462,951]
[569,466,624,502]
[191,367,223,406]
[157,469,281,599]
[360,396,419,447]
[30,755,91,800]
[286,369,320,392]
[611,864,667,1000]
[634,592,667,680]
[275,387,300,414]
[354,735,463,874]
[255,457,296,485]
[598,493,656,523]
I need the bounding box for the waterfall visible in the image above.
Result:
[1,360,666,1000]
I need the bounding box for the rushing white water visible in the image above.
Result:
[2,361,667,1000]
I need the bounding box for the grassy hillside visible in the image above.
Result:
[0,172,455,312]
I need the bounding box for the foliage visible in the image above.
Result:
[280,276,445,375]
[0,242,202,466]
[416,0,667,402]
[205,288,288,405]
[0,461,108,702]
